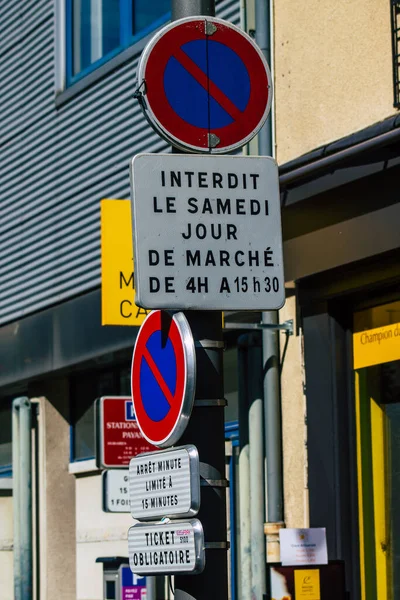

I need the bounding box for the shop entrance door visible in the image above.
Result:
[353,300,400,600]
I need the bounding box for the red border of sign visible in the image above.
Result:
[131,311,194,447]
[138,17,272,153]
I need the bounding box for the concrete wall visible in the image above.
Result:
[29,385,76,600]
[0,493,13,600]
[274,0,395,163]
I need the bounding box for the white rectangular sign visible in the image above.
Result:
[279,528,328,566]
[128,519,205,576]
[129,445,200,521]
[102,469,130,512]
[130,153,285,310]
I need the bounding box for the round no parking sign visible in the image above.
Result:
[131,310,196,447]
[136,16,272,153]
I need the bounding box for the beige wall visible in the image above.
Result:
[279,293,308,528]
[0,494,13,600]
[274,0,395,163]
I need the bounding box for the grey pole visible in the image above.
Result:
[174,313,228,600]
[171,0,215,19]
[171,3,228,599]
[239,334,266,598]
[12,397,33,600]
[238,337,251,600]
[262,312,284,560]
[255,0,273,158]
[255,0,285,560]
[249,397,266,597]
[146,576,156,600]
[19,399,33,600]
[12,399,21,600]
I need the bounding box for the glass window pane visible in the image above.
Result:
[73,400,95,461]
[102,0,121,55]
[105,580,116,599]
[386,401,400,598]
[72,370,116,460]
[120,366,131,396]
[0,403,12,468]
[354,299,400,332]
[133,0,170,35]
[72,0,121,77]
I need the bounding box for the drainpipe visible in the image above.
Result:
[247,337,267,599]
[12,397,33,600]
[255,0,273,157]
[255,0,285,563]
[238,333,266,598]
[238,336,251,600]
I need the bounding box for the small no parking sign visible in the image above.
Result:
[131,311,196,447]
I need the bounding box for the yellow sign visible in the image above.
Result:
[294,569,320,600]
[100,199,149,326]
[353,322,400,369]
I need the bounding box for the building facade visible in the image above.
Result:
[1,0,399,599]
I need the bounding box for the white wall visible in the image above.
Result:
[75,471,133,600]
[0,493,13,600]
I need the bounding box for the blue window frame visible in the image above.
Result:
[66,0,170,86]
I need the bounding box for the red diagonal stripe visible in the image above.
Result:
[174,47,242,122]
[143,346,173,407]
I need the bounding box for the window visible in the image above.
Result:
[66,0,170,85]
[70,363,131,461]
[0,402,12,475]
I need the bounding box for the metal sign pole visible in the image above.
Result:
[170,4,229,599]
[171,0,215,19]
[174,314,228,599]
[130,1,280,595]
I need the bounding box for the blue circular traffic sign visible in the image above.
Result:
[137,17,272,153]
[131,311,196,447]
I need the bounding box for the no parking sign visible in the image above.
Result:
[136,16,272,153]
[131,311,196,447]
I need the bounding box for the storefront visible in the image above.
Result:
[354,299,400,600]
[282,115,400,599]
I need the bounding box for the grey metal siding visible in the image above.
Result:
[0,0,241,325]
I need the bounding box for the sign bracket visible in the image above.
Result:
[225,319,294,335]
[193,398,227,407]
[204,541,230,550]
[194,340,225,349]
[200,478,229,488]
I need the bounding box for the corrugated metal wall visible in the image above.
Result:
[0,0,240,326]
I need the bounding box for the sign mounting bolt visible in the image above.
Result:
[205,21,217,35]
[208,133,220,148]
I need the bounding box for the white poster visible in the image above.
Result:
[279,528,328,566]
